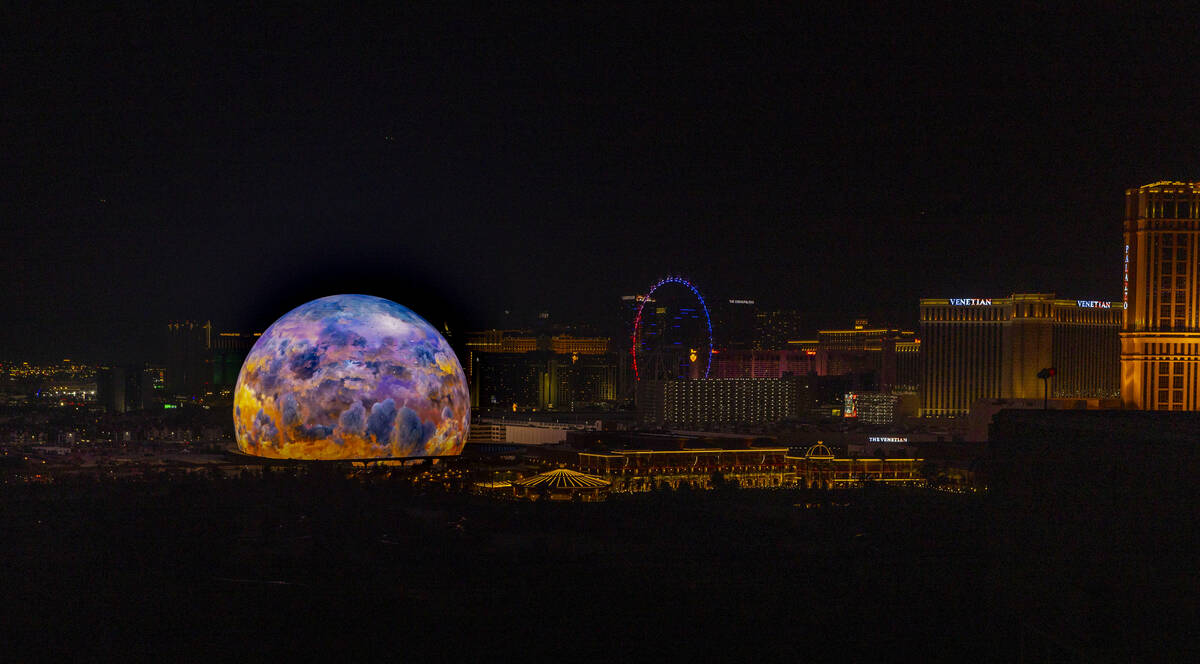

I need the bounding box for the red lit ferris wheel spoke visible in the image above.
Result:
[631,276,713,381]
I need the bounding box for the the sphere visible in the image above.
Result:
[233,294,470,459]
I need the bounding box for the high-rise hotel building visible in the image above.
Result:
[1121,181,1200,410]
[920,295,1120,417]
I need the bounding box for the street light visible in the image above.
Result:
[1036,367,1056,409]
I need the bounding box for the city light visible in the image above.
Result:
[3,14,1194,661]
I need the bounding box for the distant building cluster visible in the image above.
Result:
[464,329,618,412]
[96,366,157,413]
[1,361,98,407]
[707,319,919,388]
[8,180,1198,457]
[4,323,258,415]
[612,179,1200,430]
[165,321,259,406]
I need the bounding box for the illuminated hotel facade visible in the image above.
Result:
[1121,182,1200,410]
[576,443,922,491]
[636,378,800,429]
[920,294,1121,417]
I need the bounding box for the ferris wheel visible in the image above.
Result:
[632,276,714,381]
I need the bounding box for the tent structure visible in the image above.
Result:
[512,468,611,501]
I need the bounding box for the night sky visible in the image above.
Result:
[6,6,1200,363]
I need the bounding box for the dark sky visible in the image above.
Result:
[5,6,1200,362]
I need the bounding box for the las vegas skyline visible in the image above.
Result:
[6,7,1199,363]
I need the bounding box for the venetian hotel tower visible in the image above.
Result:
[1121,181,1200,410]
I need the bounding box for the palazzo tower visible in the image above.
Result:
[1121,181,1200,410]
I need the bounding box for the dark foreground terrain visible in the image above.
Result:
[0,471,1192,662]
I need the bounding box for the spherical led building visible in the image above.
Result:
[233,294,469,460]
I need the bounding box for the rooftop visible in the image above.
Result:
[512,468,610,489]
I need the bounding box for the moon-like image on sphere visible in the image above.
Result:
[234,294,470,460]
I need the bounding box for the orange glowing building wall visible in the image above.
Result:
[1121,181,1200,410]
[919,295,1120,417]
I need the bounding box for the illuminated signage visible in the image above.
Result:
[1123,244,1130,309]
[728,299,755,305]
[950,298,992,306]
[843,393,858,418]
[1076,300,1114,308]
[868,436,908,443]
